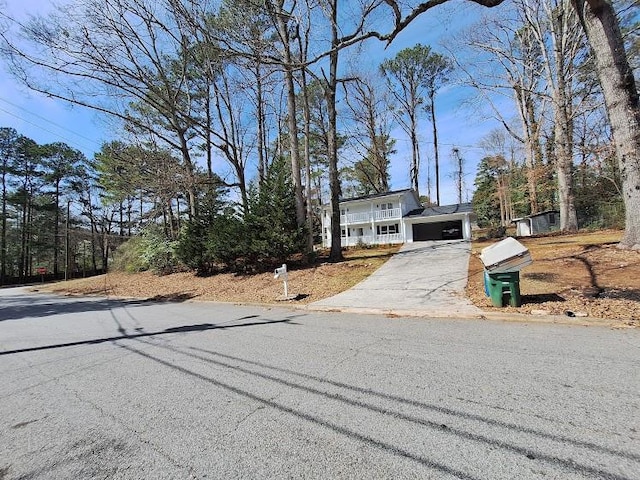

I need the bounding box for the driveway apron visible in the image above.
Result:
[310,240,481,317]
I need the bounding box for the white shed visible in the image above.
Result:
[513,210,560,237]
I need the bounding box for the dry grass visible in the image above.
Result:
[41,245,401,305]
[41,230,640,324]
[467,230,640,323]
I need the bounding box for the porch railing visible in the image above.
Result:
[341,233,403,247]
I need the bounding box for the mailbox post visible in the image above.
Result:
[274,264,295,300]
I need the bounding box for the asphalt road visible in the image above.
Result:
[1,286,639,479]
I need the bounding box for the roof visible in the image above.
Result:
[338,188,416,204]
[405,202,474,218]
[512,210,559,222]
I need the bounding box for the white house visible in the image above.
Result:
[321,189,476,247]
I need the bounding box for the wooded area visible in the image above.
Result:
[0,0,638,281]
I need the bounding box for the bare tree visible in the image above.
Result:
[456,12,548,214]
[344,75,395,194]
[521,0,584,231]
[572,0,640,249]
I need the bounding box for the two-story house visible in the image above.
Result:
[321,189,475,247]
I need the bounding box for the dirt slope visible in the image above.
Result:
[467,230,639,324]
[40,231,639,325]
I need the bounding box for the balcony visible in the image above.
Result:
[340,208,402,225]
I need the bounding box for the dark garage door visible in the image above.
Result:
[412,220,463,241]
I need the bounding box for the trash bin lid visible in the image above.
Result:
[480,237,532,272]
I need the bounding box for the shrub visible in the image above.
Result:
[111,236,147,273]
[112,227,181,275]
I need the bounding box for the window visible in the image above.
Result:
[341,228,347,237]
[381,202,393,210]
[376,224,399,235]
[356,228,364,236]
[548,212,557,225]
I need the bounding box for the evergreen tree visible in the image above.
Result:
[245,155,305,267]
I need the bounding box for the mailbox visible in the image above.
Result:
[274,264,288,280]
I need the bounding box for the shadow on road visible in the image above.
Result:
[0,316,299,356]
[118,338,637,480]
[0,294,185,323]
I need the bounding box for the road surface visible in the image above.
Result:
[1,287,639,479]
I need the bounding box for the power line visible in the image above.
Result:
[0,96,101,146]
[0,105,98,154]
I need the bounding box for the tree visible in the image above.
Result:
[9,136,42,279]
[456,14,548,215]
[245,155,305,266]
[264,0,306,230]
[521,0,585,232]
[2,0,207,216]
[40,142,85,276]
[0,128,19,283]
[381,44,451,203]
[344,76,395,195]
[472,156,503,227]
[346,135,396,196]
[571,0,640,249]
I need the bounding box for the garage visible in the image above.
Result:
[412,220,463,241]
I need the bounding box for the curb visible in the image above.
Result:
[29,287,636,329]
[305,303,632,328]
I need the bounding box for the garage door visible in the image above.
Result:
[412,220,463,241]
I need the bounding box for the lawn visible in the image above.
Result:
[466,230,640,322]
[39,244,401,305]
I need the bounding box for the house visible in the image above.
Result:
[321,189,476,247]
[512,210,560,237]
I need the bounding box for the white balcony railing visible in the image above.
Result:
[374,208,402,221]
[339,208,402,225]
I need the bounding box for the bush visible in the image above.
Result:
[111,236,148,273]
[112,227,181,275]
[140,228,180,275]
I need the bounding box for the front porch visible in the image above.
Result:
[340,233,404,247]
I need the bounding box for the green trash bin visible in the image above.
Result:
[487,271,521,307]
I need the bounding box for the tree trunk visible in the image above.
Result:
[205,85,214,180]
[553,44,579,231]
[572,0,640,248]
[327,0,343,262]
[53,180,60,275]
[554,106,579,231]
[301,70,314,253]
[515,86,540,214]
[255,61,267,185]
[429,91,440,205]
[1,169,6,283]
[410,107,420,197]
[271,3,305,228]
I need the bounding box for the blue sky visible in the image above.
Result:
[0,0,507,206]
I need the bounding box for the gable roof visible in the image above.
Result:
[339,188,416,203]
[405,202,474,218]
[512,210,559,222]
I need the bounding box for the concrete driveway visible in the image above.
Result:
[310,240,482,318]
